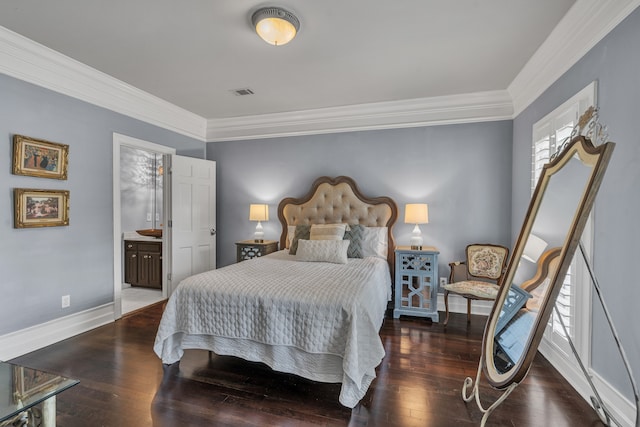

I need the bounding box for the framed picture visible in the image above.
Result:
[14,188,70,228]
[12,134,69,180]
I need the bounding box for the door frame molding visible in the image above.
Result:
[112,133,175,319]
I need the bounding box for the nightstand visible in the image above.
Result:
[235,240,278,262]
[394,246,439,321]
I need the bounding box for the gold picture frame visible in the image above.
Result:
[14,188,70,228]
[12,134,69,180]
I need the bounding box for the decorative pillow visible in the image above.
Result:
[361,227,388,259]
[310,224,347,240]
[295,239,350,264]
[289,225,311,255]
[343,224,365,258]
[286,225,296,249]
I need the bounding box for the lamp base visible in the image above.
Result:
[410,225,423,250]
[410,245,423,250]
[254,221,264,243]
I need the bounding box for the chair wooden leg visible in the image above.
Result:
[467,299,472,323]
[444,290,450,326]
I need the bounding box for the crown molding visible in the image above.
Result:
[3,0,637,143]
[0,26,207,141]
[509,0,640,116]
[206,90,513,142]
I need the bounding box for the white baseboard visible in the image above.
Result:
[538,340,635,426]
[436,293,494,318]
[0,303,115,361]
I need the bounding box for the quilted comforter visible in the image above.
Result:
[153,250,392,408]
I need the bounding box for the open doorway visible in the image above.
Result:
[112,133,176,319]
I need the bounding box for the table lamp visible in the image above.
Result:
[249,204,269,242]
[404,203,429,249]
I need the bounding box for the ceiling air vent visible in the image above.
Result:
[231,88,255,96]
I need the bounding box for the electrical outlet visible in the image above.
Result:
[61,295,70,308]
[146,213,152,221]
[155,213,160,221]
[439,277,447,288]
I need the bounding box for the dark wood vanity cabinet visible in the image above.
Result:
[124,240,162,289]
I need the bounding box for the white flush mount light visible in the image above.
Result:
[251,7,300,46]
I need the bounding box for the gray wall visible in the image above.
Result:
[207,121,514,275]
[512,7,640,400]
[0,73,204,335]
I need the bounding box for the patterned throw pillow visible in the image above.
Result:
[289,225,311,255]
[295,239,350,264]
[343,224,365,258]
[310,223,347,240]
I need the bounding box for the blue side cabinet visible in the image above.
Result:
[394,246,439,322]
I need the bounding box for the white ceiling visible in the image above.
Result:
[0,0,577,121]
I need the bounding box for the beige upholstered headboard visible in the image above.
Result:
[277,176,398,270]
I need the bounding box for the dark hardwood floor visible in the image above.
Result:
[10,303,603,426]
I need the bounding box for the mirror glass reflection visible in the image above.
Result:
[492,150,595,374]
[120,146,164,231]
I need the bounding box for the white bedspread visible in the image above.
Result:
[153,250,392,408]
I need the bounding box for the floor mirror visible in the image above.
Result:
[462,108,638,426]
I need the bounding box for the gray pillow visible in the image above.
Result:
[343,224,365,258]
[289,225,311,255]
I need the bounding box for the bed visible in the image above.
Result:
[153,176,398,407]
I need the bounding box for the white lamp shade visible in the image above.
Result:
[249,204,269,222]
[404,204,429,224]
[522,234,548,263]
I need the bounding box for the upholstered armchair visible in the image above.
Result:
[443,243,509,326]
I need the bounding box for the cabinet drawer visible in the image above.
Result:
[397,252,436,273]
[235,240,278,262]
[137,242,161,252]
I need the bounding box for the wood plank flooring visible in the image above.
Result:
[10,303,602,426]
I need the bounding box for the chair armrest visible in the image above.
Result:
[448,261,469,283]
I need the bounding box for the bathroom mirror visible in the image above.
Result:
[120,146,164,232]
[482,134,615,389]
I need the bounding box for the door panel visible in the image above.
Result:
[169,155,216,294]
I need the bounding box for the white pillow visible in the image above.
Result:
[361,226,388,258]
[310,223,347,241]
[295,239,350,264]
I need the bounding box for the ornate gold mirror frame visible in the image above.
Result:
[461,109,638,426]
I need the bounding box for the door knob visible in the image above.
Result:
[210,228,216,236]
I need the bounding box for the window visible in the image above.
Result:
[531,81,596,361]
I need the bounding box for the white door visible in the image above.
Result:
[168,155,216,294]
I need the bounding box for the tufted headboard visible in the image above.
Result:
[277,176,398,270]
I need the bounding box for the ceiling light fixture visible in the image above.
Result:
[251,7,300,46]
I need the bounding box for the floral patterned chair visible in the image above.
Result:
[443,243,509,326]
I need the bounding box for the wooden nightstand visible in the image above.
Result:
[235,240,278,262]
[394,246,439,321]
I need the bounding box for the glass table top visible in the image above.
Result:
[0,362,79,422]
